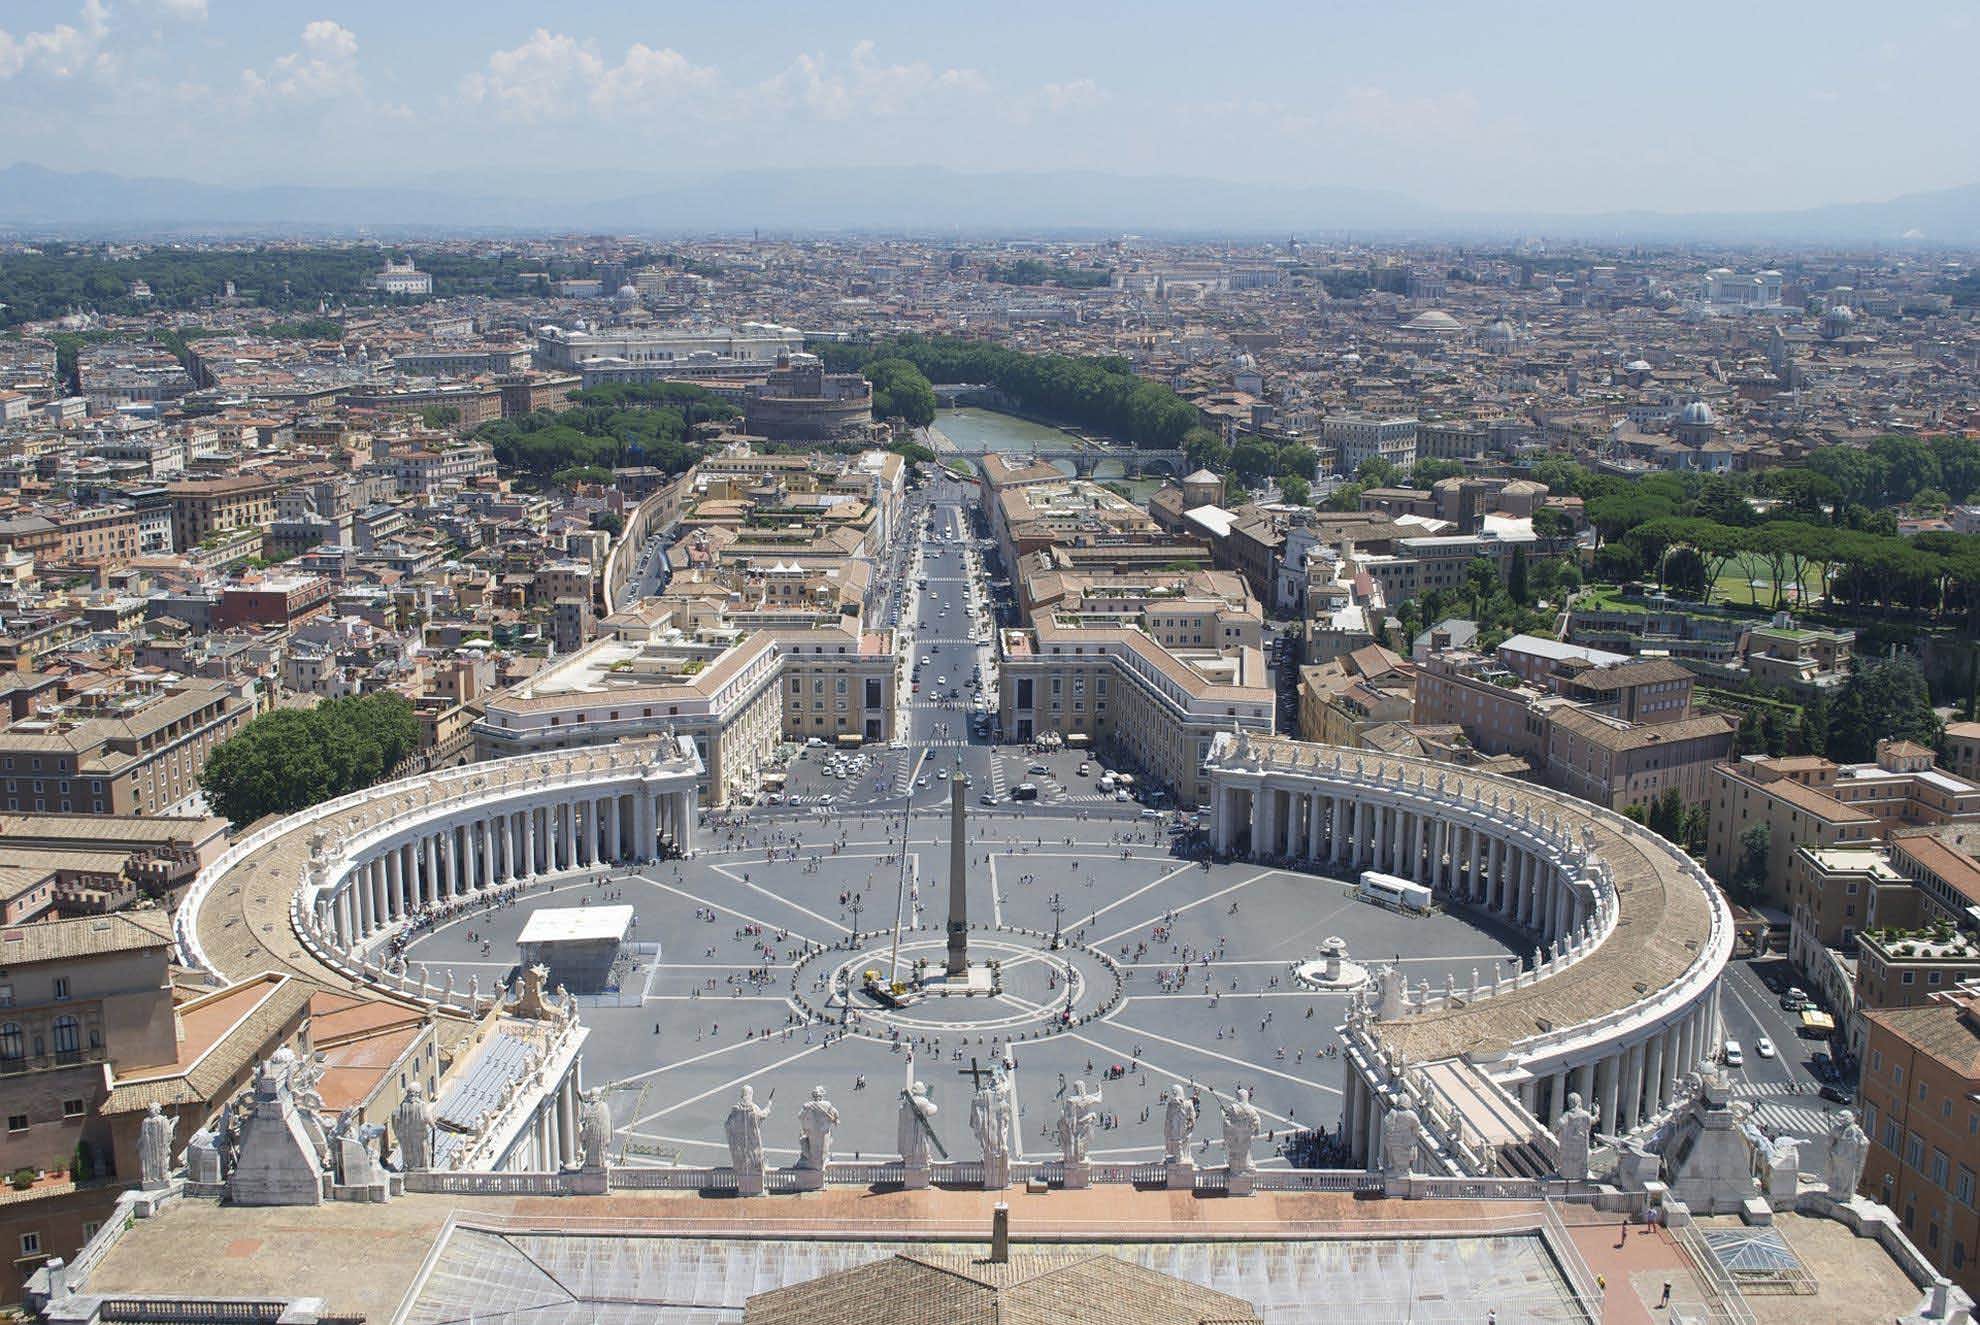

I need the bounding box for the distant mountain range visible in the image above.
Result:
[3,161,1977,245]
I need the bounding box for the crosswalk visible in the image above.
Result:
[1747,1099,1843,1138]
[986,758,1010,799]
[1727,1081,1844,1139]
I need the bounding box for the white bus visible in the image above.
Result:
[1358,871,1432,915]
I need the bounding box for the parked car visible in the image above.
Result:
[1819,1083,1854,1105]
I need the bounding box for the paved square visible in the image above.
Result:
[401,801,1523,1169]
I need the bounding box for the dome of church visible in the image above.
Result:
[1820,304,1855,340]
[1679,400,1715,427]
[1402,309,1463,334]
[615,283,640,305]
[1625,359,1653,373]
[1481,317,1518,347]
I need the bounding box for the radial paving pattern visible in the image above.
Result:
[400,804,1526,1170]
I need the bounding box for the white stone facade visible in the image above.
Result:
[1203,732,1732,1172]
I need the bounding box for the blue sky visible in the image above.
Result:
[2,0,1974,213]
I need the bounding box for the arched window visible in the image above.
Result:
[51,1016,80,1056]
[0,1023,22,1061]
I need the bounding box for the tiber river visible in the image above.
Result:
[929,407,1166,502]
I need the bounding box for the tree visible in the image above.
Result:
[1797,693,1829,757]
[1593,543,1642,583]
[864,358,937,427]
[1230,441,1277,481]
[1507,546,1531,605]
[200,693,419,826]
[1278,474,1311,507]
[1356,456,1400,487]
[1828,654,1942,762]
[1733,824,1771,899]
[1532,508,1576,542]
[1647,787,1686,844]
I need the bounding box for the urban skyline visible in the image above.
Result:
[2,0,1978,218]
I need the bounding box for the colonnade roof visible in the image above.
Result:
[185,739,700,988]
[1209,735,1722,1065]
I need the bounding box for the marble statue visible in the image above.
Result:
[578,1088,611,1171]
[186,1128,223,1185]
[725,1085,771,1175]
[1824,1112,1870,1199]
[970,1064,1015,1162]
[394,1084,434,1172]
[797,1085,840,1171]
[139,1102,174,1190]
[897,1081,939,1168]
[1376,963,1405,1020]
[1381,1098,1423,1176]
[1220,1087,1262,1174]
[1057,1079,1101,1164]
[1555,1091,1594,1182]
[1162,1086,1198,1165]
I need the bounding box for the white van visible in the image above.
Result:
[1722,1039,1744,1067]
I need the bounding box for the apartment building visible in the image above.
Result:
[473,614,896,803]
[1297,645,1415,748]
[1413,645,1735,814]
[1708,746,1980,905]
[0,677,256,817]
[165,475,281,552]
[1858,993,1980,1296]
[1322,413,1417,475]
[998,617,1273,808]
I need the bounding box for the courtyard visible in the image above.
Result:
[400,801,1527,1170]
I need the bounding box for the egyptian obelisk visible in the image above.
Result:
[946,758,969,976]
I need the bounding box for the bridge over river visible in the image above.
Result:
[929,399,1186,479]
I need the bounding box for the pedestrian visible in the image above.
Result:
[1659,1281,1672,1307]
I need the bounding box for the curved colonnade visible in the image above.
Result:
[174,737,704,1000]
[1204,732,1733,1168]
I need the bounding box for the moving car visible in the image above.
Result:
[1755,1037,1776,1059]
[1722,1039,1745,1067]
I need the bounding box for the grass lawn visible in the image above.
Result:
[1710,550,1825,608]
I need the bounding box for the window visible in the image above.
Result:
[6,1114,24,1133]
[18,1232,38,1256]
[52,976,68,1001]
[1908,1133,1927,1170]
[0,1022,21,1061]
[62,1098,82,1119]
[51,1016,79,1056]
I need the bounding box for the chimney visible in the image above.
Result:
[990,1202,1010,1263]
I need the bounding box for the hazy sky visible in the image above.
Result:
[3,0,1974,214]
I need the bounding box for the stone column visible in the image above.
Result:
[1644,1032,1666,1118]
[1622,1042,1645,1133]
[558,1077,578,1167]
[1309,795,1325,863]
[1409,813,1425,881]
[1256,785,1278,858]
[335,886,354,946]
[524,807,538,877]
[384,850,402,919]
[1549,1070,1566,1124]
[1467,829,1484,901]
[482,817,498,889]
[1347,799,1362,868]
[560,801,576,870]
[1331,798,1346,864]
[1597,1054,1621,1135]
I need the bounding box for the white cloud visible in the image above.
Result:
[460,28,603,121]
[1037,78,1105,114]
[152,0,208,19]
[243,18,362,101]
[591,42,720,113]
[0,0,113,81]
[761,40,988,120]
[462,29,723,122]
